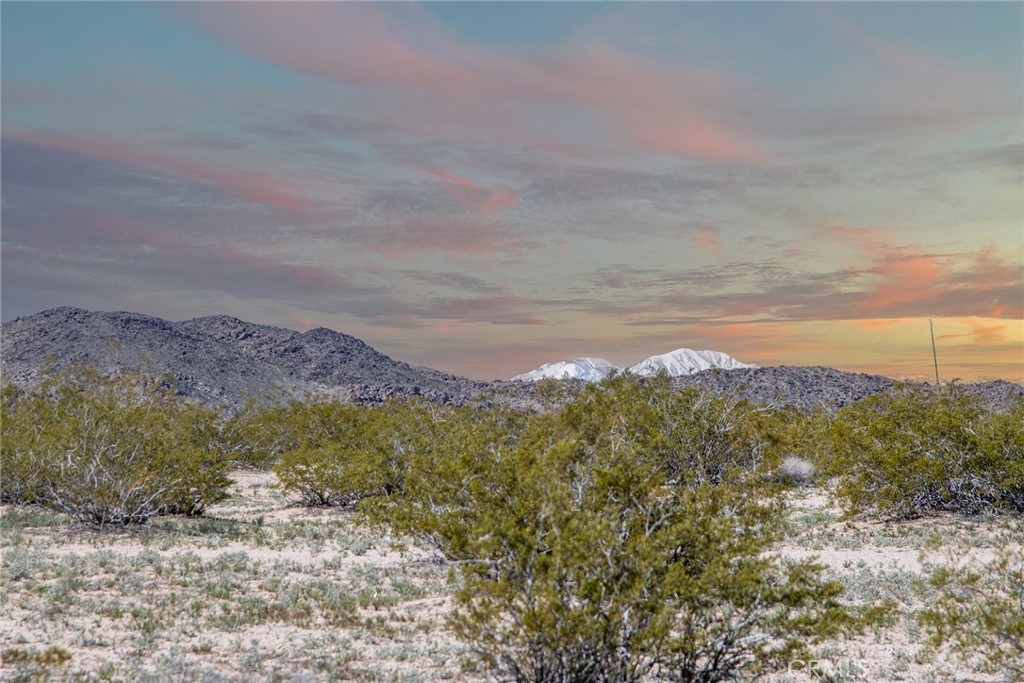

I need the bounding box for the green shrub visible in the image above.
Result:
[980,397,1024,511]
[369,401,529,556]
[272,400,433,506]
[1,368,230,524]
[379,374,876,682]
[920,543,1024,681]
[553,374,786,490]
[1,384,46,504]
[214,400,304,470]
[824,386,1024,519]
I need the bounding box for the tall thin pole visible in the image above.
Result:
[929,318,940,387]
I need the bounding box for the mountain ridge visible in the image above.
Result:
[2,307,1020,412]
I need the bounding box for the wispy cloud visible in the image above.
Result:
[420,167,518,215]
[182,3,759,161]
[4,131,314,210]
[351,214,541,259]
[400,271,502,295]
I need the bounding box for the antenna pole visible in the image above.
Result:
[929,318,940,388]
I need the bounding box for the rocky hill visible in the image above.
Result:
[498,365,1022,412]
[177,314,488,404]
[661,365,1020,412]
[1,307,486,409]
[668,365,894,410]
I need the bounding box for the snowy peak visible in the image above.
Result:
[629,348,756,377]
[511,358,621,382]
[512,348,756,382]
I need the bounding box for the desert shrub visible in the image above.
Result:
[380,374,876,682]
[825,386,1024,519]
[1,368,230,524]
[2,645,72,680]
[214,400,304,470]
[1,384,45,504]
[532,377,584,411]
[660,385,779,486]
[368,401,530,556]
[272,400,437,506]
[554,374,786,490]
[980,397,1024,511]
[920,543,1024,681]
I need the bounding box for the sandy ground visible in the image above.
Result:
[1,471,1019,682]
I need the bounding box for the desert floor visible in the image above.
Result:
[1,470,1019,682]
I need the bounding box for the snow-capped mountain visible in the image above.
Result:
[511,358,621,382]
[628,348,756,377]
[512,348,756,382]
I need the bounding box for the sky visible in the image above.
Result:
[2,2,1022,382]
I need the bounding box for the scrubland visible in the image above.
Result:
[2,370,1021,682]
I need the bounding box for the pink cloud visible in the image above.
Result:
[216,247,348,293]
[937,318,1008,346]
[183,4,759,162]
[821,228,1021,320]
[969,249,1023,318]
[840,21,999,91]
[818,225,953,315]
[187,3,487,95]
[420,167,518,215]
[695,226,720,254]
[5,131,313,211]
[859,249,947,313]
[511,45,758,160]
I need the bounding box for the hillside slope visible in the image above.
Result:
[1,308,485,408]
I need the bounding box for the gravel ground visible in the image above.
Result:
[2,470,1020,682]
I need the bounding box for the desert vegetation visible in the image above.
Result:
[2,368,1022,681]
[823,385,1024,519]
[1,369,231,524]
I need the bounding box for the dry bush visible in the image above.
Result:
[777,455,817,486]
